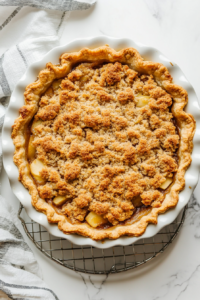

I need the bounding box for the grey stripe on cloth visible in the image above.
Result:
[0,242,32,259]
[0,0,96,11]
[0,217,23,239]
[0,54,11,96]
[0,279,59,300]
[56,11,66,33]
[16,45,28,67]
[0,7,22,31]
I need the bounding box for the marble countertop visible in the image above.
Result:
[1,0,200,299]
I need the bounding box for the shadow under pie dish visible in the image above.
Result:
[11,45,195,241]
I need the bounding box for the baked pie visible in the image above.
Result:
[12,46,195,240]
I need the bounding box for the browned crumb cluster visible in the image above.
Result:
[31,62,179,225]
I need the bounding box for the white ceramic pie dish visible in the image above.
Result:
[2,36,200,249]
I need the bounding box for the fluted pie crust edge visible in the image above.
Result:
[11,46,195,240]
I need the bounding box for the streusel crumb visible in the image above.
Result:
[30,62,179,225]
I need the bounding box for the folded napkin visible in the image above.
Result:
[0,1,96,299]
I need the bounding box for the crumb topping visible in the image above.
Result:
[30,62,179,225]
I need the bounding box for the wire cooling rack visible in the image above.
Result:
[18,205,186,274]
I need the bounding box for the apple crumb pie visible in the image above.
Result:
[12,46,195,240]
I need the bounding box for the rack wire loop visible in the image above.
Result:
[18,204,186,274]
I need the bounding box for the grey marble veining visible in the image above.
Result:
[78,273,108,300]
[143,0,175,23]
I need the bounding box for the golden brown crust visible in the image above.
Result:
[12,46,195,240]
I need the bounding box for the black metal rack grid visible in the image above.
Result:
[18,205,186,274]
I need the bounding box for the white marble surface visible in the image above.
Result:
[1,0,200,299]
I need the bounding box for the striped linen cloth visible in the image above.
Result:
[0,1,96,299]
[0,196,59,300]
